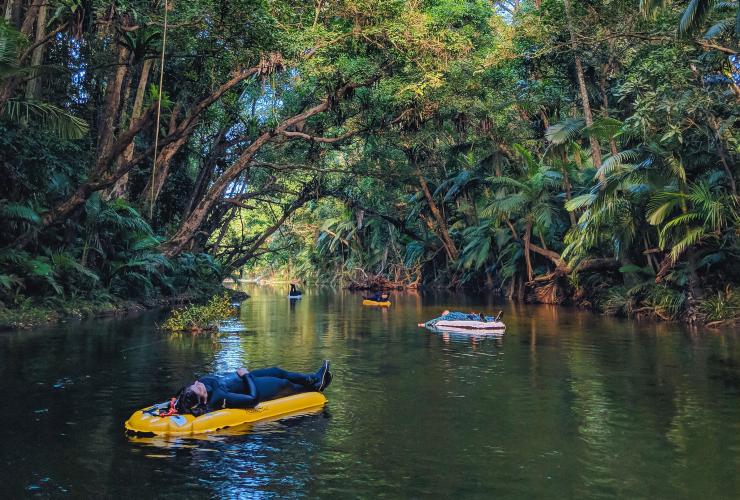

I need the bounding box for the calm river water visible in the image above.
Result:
[0,286,738,498]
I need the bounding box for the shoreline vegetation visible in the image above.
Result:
[2,279,738,330]
[0,287,230,331]
[1,1,738,330]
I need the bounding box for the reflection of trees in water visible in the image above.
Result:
[6,285,740,496]
[564,326,740,498]
[567,346,624,497]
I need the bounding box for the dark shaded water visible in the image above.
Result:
[1,286,739,498]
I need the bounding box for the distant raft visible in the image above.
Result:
[420,311,505,334]
[288,293,302,299]
[362,299,392,307]
[125,392,327,436]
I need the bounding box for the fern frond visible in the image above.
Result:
[0,202,41,224]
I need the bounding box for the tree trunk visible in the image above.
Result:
[516,274,525,301]
[0,0,41,107]
[11,62,281,252]
[224,189,315,271]
[3,0,15,22]
[417,168,458,261]
[184,158,215,218]
[97,43,131,162]
[563,0,602,174]
[24,1,46,99]
[598,68,618,156]
[19,0,41,35]
[107,58,154,200]
[183,127,228,218]
[142,134,190,211]
[523,221,533,281]
[140,66,263,211]
[561,150,577,226]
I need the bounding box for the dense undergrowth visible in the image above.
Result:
[0,187,224,328]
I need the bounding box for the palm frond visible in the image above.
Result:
[2,99,88,139]
[668,226,706,263]
[704,17,736,38]
[0,21,25,67]
[586,117,624,141]
[545,118,585,146]
[487,176,528,192]
[565,193,597,211]
[663,155,687,183]
[490,193,529,215]
[647,191,683,225]
[596,149,640,180]
[680,0,715,36]
[662,212,700,231]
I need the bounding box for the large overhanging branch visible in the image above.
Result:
[13,63,272,242]
[218,181,321,271]
[162,74,382,256]
[279,129,358,143]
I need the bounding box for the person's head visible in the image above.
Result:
[175,380,208,416]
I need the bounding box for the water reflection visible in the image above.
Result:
[0,287,738,498]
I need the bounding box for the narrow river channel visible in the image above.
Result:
[1,286,738,498]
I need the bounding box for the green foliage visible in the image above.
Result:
[161,293,236,332]
[0,0,737,327]
[2,99,88,139]
[600,282,686,321]
[0,22,88,139]
[700,286,740,322]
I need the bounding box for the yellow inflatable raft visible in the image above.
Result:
[362,299,392,307]
[124,392,327,436]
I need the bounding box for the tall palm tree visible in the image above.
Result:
[485,144,563,281]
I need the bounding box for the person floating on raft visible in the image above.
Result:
[289,283,302,298]
[418,310,505,332]
[364,291,390,302]
[174,361,332,416]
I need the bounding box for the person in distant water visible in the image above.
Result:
[367,291,390,302]
[175,361,332,416]
[289,283,301,296]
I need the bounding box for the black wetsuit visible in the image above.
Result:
[198,368,317,411]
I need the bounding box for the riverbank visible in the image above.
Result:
[0,289,229,331]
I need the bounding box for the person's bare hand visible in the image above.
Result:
[236,368,248,377]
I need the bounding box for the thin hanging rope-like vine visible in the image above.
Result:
[149,0,169,219]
